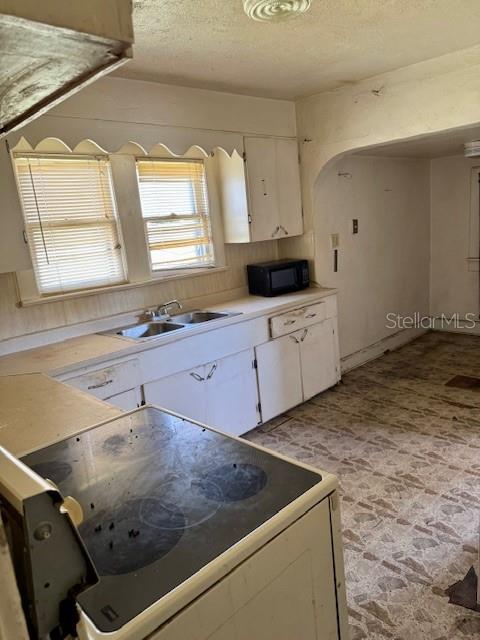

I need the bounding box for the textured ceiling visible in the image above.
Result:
[114,0,480,99]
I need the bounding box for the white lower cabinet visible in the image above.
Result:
[105,387,142,411]
[144,349,260,436]
[143,365,208,424]
[256,318,339,422]
[60,296,340,433]
[255,334,303,423]
[300,319,338,401]
[205,349,260,436]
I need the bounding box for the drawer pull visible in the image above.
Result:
[284,319,296,326]
[87,379,113,390]
[190,372,205,382]
[289,335,300,344]
[206,363,217,380]
[305,313,317,318]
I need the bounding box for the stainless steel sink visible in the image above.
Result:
[104,309,242,340]
[113,322,185,339]
[170,310,231,324]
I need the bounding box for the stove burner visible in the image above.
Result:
[79,498,185,575]
[198,463,267,502]
[30,461,72,484]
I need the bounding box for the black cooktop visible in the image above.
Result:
[22,407,322,632]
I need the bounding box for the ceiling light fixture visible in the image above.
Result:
[243,0,311,22]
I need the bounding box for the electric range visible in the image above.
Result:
[18,407,323,637]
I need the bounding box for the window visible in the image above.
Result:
[136,158,215,271]
[14,155,126,295]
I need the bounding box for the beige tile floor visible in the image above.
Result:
[246,331,480,639]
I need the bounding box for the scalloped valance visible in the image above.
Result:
[6,115,244,157]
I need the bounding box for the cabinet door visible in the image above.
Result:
[105,387,142,411]
[143,366,207,424]
[275,138,303,238]
[256,333,303,423]
[206,349,259,437]
[300,319,338,401]
[244,137,279,241]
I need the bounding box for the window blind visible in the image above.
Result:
[14,155,126,295]
[136,159,214,270]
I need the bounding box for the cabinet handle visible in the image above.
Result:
[279,225,289,235]
[289,335,300,344]
[261,178,268,196]
[190,372,205,382]
[271,225,280,238]
[300,328,308,342]
[206,363,217,380]
[87,379,113,390]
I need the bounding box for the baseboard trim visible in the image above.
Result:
[430,318,480,336]
[340,328,428,373]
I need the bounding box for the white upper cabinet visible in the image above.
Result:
[216,137,303,243]
[244,137,279,241]
[274,138,303,238]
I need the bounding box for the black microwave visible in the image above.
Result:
[247,259,310,297]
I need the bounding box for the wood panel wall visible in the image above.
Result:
[0,242,278,342]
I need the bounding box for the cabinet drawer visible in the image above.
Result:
[270,302,327,338]
[64,359,141,400]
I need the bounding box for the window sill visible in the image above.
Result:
[18,266,230,307]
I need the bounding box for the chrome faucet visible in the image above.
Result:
[143,299,182,321]
[156,299,183,318]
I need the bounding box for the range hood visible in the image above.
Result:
[0,0,133,139]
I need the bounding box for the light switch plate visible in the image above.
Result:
[330,233,339,249]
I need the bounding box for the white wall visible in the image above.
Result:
[275,44,480,361]
[280,44,480,268]
[314,155,430,360]
[430,155,480,318]
[0,77,296,343]
[47,76,296,138]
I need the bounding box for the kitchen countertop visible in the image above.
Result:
[0,287,336,377]
[0,374,120,457]
[0,288,336,457]
[0,333,129,377]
